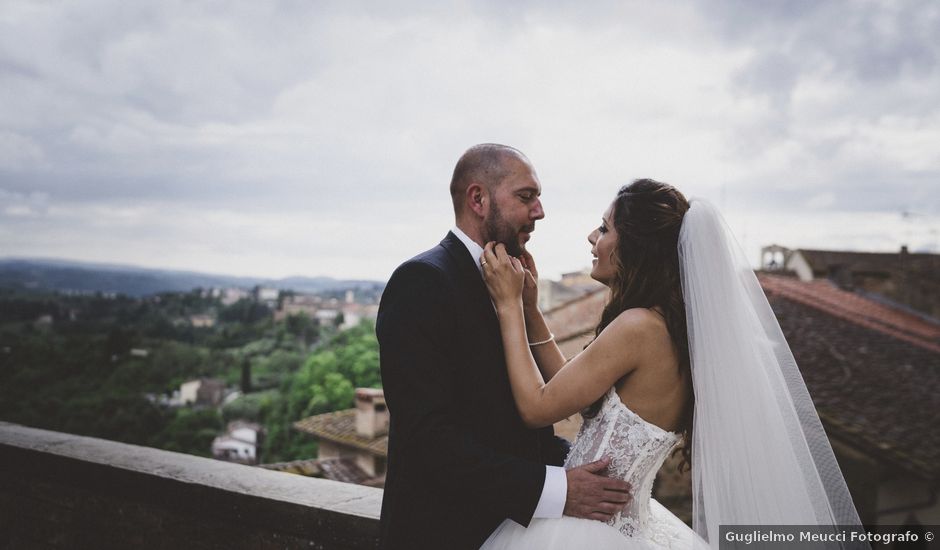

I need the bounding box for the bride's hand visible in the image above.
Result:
[481,242,525,311]
[519,250,539,312]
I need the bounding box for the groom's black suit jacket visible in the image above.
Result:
[376,232,570,550]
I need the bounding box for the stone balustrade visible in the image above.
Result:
[0,422,382,549]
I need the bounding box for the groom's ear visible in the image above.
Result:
[467,183,488,216]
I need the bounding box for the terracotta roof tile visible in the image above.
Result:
[759,274,940,353]
[257,458,323,476]
[258,456,385,486]
[293,409,388,456]
[765,291,940,480]
[317,456,373,485]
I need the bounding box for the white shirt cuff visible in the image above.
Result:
[532,465,567,519]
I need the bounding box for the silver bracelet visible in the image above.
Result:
[528,333,555,346]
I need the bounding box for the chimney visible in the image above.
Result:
[898,245,910,305]
[355,388,388,438]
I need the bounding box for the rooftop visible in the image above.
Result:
[797,247,940,275]
[261,456,384,486]
[319,457,385,487]
[759,274,940,480]
[293,409,388,457]
[258,457,324,476]
[545,287,608,344]
[759,274,940,352]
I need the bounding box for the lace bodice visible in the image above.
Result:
[564,387,681,538]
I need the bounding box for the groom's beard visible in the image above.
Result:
[485,203,533,257]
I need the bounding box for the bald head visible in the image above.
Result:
[450,144,527,214]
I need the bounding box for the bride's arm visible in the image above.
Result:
[523,306,567,381]
[518,250,567,381]
[483,243,644,428]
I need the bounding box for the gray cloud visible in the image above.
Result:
[1,0,937,278]
[719,0,940,94]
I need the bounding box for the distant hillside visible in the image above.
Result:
[0,258,385,297]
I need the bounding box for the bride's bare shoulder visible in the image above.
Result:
[606,307,666,332]
[595,308,670,350]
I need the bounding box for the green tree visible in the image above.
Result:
[221,390,278,424]
[259,321,380,462]
[151,408,223,457]
[285,313,319,348]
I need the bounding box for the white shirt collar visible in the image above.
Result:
[451,225,485,275]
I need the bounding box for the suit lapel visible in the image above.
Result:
[440,232,501,334]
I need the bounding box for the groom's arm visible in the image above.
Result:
[539,428,572,466]
[532,426,571,518]
[378,261,548,526]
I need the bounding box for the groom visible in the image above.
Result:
[377,144,630,549]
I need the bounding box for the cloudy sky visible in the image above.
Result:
[1,0,938,281]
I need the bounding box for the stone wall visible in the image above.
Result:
[0,422,382,549]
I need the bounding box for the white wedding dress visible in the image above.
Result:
[481,387,702,549]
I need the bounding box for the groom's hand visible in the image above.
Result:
[563,457,631,522]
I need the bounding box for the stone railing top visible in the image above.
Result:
[0,421,382,519]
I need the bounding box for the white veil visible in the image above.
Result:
[678,200,864,548]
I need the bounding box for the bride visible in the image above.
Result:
[479,179,864,549]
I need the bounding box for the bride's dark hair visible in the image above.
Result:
[583,178,694,471]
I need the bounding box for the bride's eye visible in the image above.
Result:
[598,225,608,234]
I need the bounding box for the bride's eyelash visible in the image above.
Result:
[598,224,608,233]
